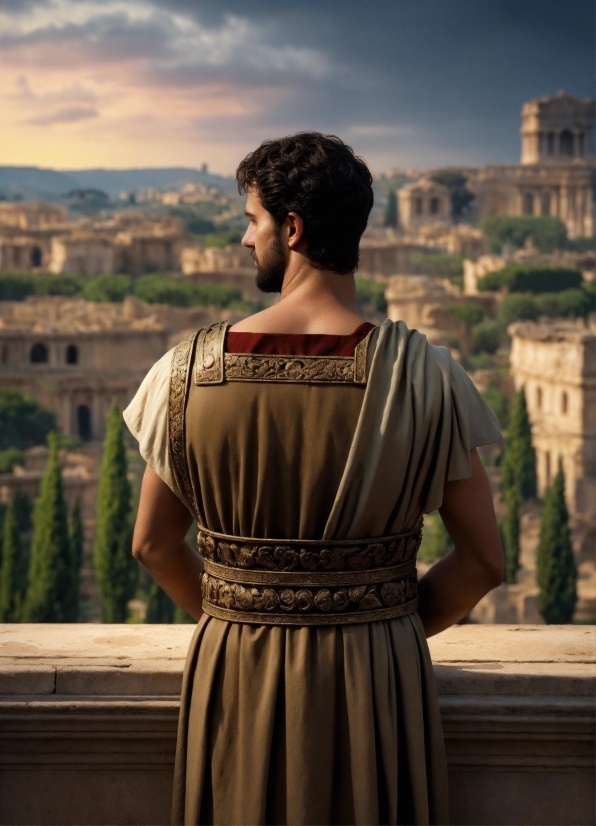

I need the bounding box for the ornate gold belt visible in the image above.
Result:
[198,526,421,626]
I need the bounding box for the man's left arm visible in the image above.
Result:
[132,465,203,621]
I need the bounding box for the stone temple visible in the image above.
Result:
[469,92,595,238]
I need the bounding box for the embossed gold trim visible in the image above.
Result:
[193,323,374,385]
[194,321,230,384]
[167,331,199,517]
[203,557,416,587]
[202,599,419,626]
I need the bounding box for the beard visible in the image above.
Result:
[252,232,286,294]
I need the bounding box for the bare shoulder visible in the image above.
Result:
[229,306,277,333]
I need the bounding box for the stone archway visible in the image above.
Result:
[30,342,48,363]
[77,405,92,441]
[560,130,574,157]
[30,246,42,267]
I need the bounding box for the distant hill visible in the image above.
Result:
[0,166,236,201]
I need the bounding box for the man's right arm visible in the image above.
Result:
[416,448,504,638]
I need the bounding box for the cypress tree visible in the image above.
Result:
[502,486,520,584]
[0,503,28,621]
[501,387,537,501]
[22,434,76,622]
[537,461,577,624]
[145,580,175,624]
[384,189,398,228]
[94,401,137,623]
[66,499,84,622]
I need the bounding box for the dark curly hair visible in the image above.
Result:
[236,132,374,275]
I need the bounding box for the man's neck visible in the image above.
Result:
[230,260,367,336]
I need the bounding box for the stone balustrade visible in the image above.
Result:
[0,624,594,826]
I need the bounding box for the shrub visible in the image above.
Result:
[419,512,454,563]
[0,389,57,451]
[479,216,567,253]
[134,275,244,308]
[409,252,464,279]
[200,230,243,248]
[471,319,502,354]
[477,265,582,294]
[33,274,83,297]
[446,302,484,327]
[0,447,25,474]
[0,272,35,301]
[482,379,510,430]
[497,294,540,326]
[82,275,133,303]
[355,277,387,314]
[465,352,495,370]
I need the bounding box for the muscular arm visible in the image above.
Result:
[132,465,204,621]
[417,448,504,638]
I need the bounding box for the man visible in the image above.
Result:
[125,133,503,826]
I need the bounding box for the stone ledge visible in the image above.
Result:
[0,624,594,826]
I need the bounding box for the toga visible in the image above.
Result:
[124,319,501,826]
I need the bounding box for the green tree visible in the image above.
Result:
[94,402,137,622]
[479,216,567,254]
[537,462,577,623]
[0,503,28,621]
[67,499,84,621]
[419,512,454,563]
[82,275,133,303]
[384,189,398,228]
[430,170,474,221]
[501,388,537,501]
[0,389,56,451]
[145,580,175,624]
[22,434,77,622]
[502,486,520,585]
[174,604,196,624]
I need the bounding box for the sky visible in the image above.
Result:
[0,0,593,175]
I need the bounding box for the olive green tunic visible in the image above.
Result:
[124,320,501,826]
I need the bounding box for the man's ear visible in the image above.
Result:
[286,212,305,249]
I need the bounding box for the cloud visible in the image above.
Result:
[25,105,99,125]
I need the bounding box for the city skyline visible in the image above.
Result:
[0,0,593,175]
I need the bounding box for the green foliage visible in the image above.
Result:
[465,352,495,370]
[537,462,577,623]
[479,216,568,254]
[94,402,137,623]
[200,230,243,248]
[471,319,502,355]
[0,272,35,300]
[497,287,594,326]
[22,434,77,622]
[0,503,28,621]
[502,486,520,585]
[0,389,57,450]
[565,236,595,253]
[0,447,25,473]
[34,274,83,296]
[82,274,133,303]
[447,302,484,328]
[145,580,175,624]
[497,294,540,326]
[534,288,595,319]
[384,189,398,228]
[477,264,582,294]
[430,170,474,220]
[12,489,32,534]
[68,499,84,621]
[409,252,464,279]
[134,275,246,309]
[355,277,387,314]
[419,512,454,563]
[501,388,537,501]
[482,379,510,430]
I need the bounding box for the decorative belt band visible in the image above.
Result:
[198,526,421,626]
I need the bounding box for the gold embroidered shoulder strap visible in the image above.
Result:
[194,321,231,385]
[194,324,372,385]
[168,330,201,517]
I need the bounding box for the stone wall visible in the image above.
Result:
[0,624,593,826]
